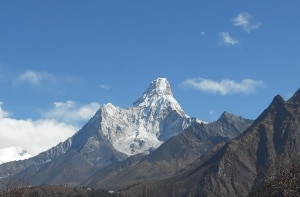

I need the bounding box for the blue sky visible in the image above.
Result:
[1,1,300,155]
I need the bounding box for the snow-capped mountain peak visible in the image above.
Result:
[0,78,205,184]
[95,77,199,156]
[133,78,173,107]
[0,78,200,176]
[146,77,173,96]
[0,147,32,164]
[132,78,186,116]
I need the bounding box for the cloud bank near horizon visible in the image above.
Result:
[0,101,100,156]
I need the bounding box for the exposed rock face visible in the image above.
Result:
[132,89,300,197]
[0,78,201,185]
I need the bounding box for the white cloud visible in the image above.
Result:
[41,101,100,125]
[0,102,10,119]
[232,12,261,33]
[180,78,266,95]
[16,70,56,85]
[219,32,239,46]
[0,103,78,156]
[0,101,100,157]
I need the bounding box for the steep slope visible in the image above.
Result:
[83,112,252,189]
[0,78,200,185]
[133,88,300,197]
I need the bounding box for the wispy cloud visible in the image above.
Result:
[286,92,294,100]
[99,84,110,90]
[208,109,219,121]
[180,78,266,95]
[219,32,239,46]
[16,70,56,85]
[232,12,261,33]
[41,101,100,125]
[0,102,78,156]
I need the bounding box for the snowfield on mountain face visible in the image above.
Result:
[100,104,163,155]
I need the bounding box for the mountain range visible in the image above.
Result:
[83,111,252,190]
[115,88,300,197]
[1,78,299,197]
[0,78,204,183]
